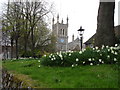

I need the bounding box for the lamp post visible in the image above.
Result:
[77,26,85,50]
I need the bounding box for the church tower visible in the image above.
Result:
[52,15,68,52]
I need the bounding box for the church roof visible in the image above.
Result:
[72,44,80,51]
[68,37,80,44]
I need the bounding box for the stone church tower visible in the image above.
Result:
[52,15,68,52]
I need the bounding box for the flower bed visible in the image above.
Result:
[41,45,120,67]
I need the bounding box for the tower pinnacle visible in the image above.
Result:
[67,16,69,25]
[57,14,59,23]
[52,17,54,25]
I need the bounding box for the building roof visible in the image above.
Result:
[84,25,120,45]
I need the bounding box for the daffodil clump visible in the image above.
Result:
[41,44,120,67]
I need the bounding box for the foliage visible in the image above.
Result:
[41,44,120,67]
[2,1,55,59]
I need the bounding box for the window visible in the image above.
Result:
[63,29,64,35]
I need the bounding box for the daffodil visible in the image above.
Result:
[99,59,102,62]
[115,44,118,47]
[38,65,41,68]
[90,63,93,66]
[83,61,85,64]
[102,61,104,64]
[44,55,46,57]
[114,52,118,55]
[114,58,117,61]
[100,54,102,56]
[106,46,109,48]
[69,53,71,56]
[108,49,110,52]
[95,47,98,50]
[102,45,105,49]
[72,64,74,67]
[76,58,79,62]
[79,51,82,54]
[51,58,54,61]
[107,55,110,58]
[88,58,92,61]
[75,64,78,66]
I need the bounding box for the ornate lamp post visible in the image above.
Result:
[77,26,85,50]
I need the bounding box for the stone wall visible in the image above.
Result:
[1,69,29,89]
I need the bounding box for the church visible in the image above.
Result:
[52,15,81,52]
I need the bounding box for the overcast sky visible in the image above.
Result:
[0,0,120,42]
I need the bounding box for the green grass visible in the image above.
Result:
[2,59,119,88]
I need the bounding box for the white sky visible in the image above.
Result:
[0,0,120,43]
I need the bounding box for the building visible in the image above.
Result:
[67,35,80,51]
[52,15,68,52]
[52,15,84,52]
[84,25,120,47]
[0,20,15,59]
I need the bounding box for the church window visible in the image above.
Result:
[60,29,62,35]
[63,29,64,35]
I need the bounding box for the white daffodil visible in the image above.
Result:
[38,60,40,62]
[54,57,56,60]
[44,55,46,57]
[76,58,79,62]
[72,64,74,67]
[102,45,105,49]
[79,51,82,54]
[83,61,85,64]
[110,47,114,50]
[88,58,92,61]
[51,58,54,61]
[38,65,41,68]
[107,55,110,58]
[49,55,51,58]
[100,54,102,56]
[75,64,78,66]
[106,46,109,48]
[90,63,93,66]
[59,54,62,58]
[97,64,99,66]
[97,50,100,52]
[115,44,118,47]
[95,47,98,50]
[111,50,114,54]
[69,53,71,56]
[93,48,95,50]
[99,59,102,62]
[114,52,118,55]
[114,58,117,61]
[108,49,110,52]
[102,61,104,64]
[57,52,59,55]
[92,58,95,61]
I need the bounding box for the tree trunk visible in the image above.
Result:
[11,38,13,59]
[15,39,18,59]
[95,0,116,47]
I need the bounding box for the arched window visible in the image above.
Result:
[60,29,62,35]
[63,29,64,36]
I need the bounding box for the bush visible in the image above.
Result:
[41,45,120,67]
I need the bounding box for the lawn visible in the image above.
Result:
[2,59,119,88]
